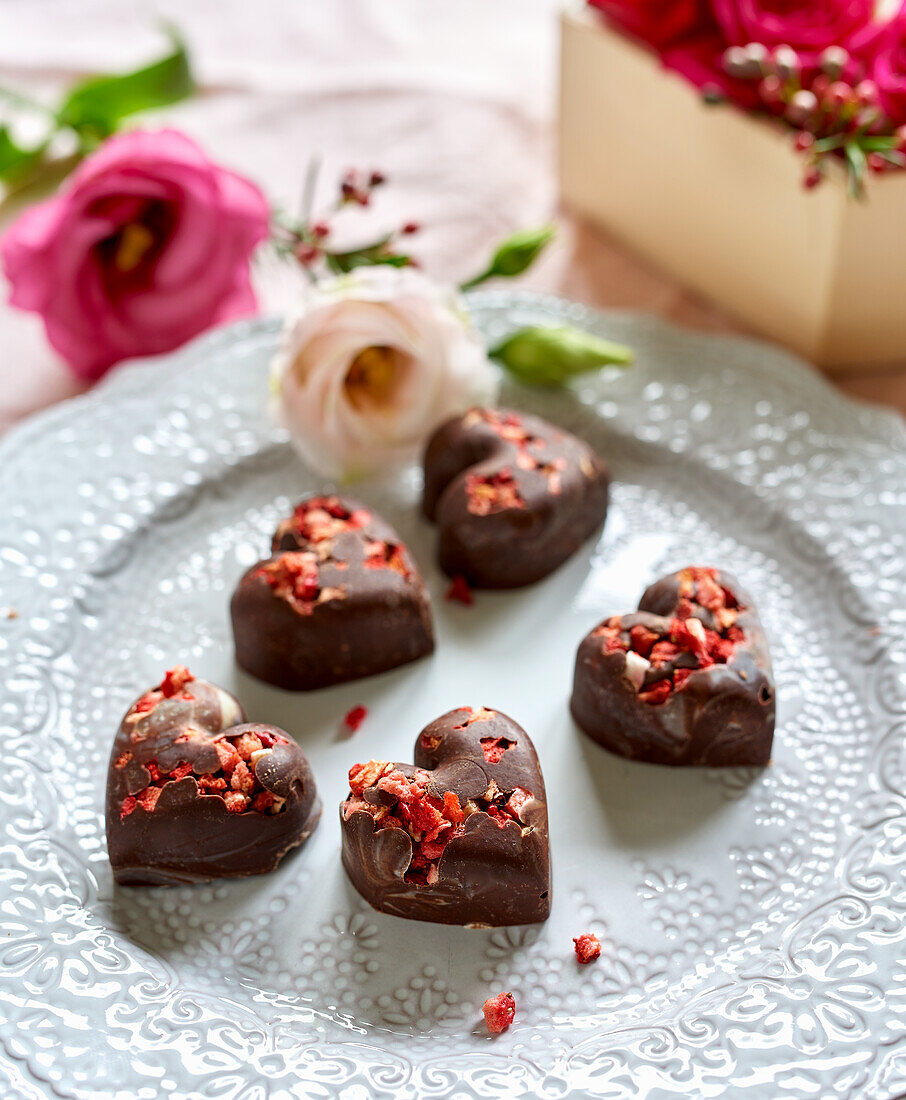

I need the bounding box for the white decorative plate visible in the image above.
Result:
[1,292,904,1100]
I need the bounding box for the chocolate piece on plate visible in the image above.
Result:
[106,667,321,885]
[340,707,551,926]
[570,566,775,766]
[230,495,434,690]
[422,407,609,588]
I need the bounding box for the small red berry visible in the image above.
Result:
[573,933,602,964]
[758,74,784,109]
[803,166,823,190]
[793,131,815,152]
[483,992,515,1034]
[295,242,320,265]
[854,79,878,106]
[824,80,854,111]
[344,705,368,732]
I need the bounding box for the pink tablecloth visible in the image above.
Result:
[2,0,905,429]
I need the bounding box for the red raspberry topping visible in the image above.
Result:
[343,759,533,884]
[120,728,289,819]
[254,552,320,612]
[284,497,370,545]
[603,568,748,706]
[160,666,194,698]
[465,468,525,516]
[479,736,516,764]
[364,540,410,578]
[483,992,516,1034]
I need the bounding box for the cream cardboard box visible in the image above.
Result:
[558,5,906,374]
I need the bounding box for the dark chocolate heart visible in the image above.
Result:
[571,567,775,766]
[340,707,551,926]
[422,407,609,587]
[230,495,434,690]
[106,667,321,884]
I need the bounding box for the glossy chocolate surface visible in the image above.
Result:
[422,407,609,588]
[570,567,775,766]
[106,670,321,885]
[340,707,551,926]
[231,495,434,690]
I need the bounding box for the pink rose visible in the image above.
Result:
[1,129,269,381]
[588,0,716,49]
[711,0,880,56]
[871,12,906,124]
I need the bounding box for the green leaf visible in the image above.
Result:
[327,251,411,274]
[860,135,898,152]
[0,125,46,183]
[488,325,634,387]
[57,30,194,139]
[460,224,555,290]
[844,141,867,200]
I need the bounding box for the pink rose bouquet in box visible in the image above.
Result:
[589,0,906,194]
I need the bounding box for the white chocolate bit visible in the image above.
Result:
[716,607,738,630]
[317,585,346,604]
[624,650,651,691]
[249,748,273,769]
[685,617,706,644]
[216,688,243,729]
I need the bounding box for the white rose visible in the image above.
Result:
[271,266,499,480]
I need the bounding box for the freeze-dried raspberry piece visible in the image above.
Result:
[638,680,671,705]
[629,624,659,657]
[161,666,194,698]
[480,736,516,764]
[344,705,368,732]
[348,760,391,797]
[445,574,473,605]
[136,787,162,813]
[483,992,516,1034]
[254,552,320,610]
[573,932,601,964]
[364,541,410,578]
[466,468,525,517]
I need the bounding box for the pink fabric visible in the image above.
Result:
[0,0,903,426]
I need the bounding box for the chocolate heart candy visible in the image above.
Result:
[422,407,609,588]
[340,707,551,926]
[106,667,321,884]
[570,567,775,766]
[230,495,434,690]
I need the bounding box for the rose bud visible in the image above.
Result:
[488,325,633,388]
[461,224,555,289]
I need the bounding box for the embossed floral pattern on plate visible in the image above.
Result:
[0,292,904,1100]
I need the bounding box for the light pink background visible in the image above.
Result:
[2,0,904,430]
